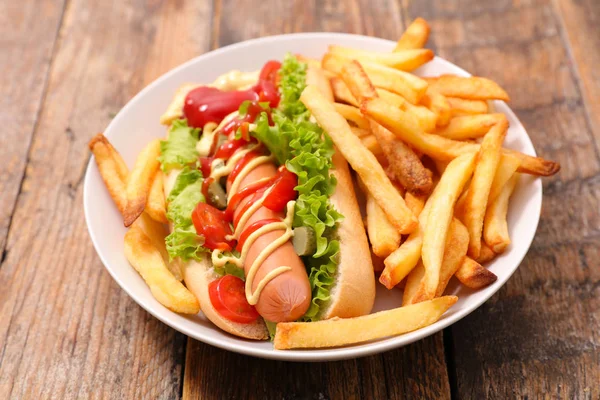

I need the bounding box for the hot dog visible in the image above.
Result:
[159,56,375,340]
[228,162,311,322]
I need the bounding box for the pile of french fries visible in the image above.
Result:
[89,134,200,314]
[88,17,560,350]
[299,17,559,307]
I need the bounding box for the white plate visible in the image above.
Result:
[84,33,541,361]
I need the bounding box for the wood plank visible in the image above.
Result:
[0,0,213,398]
[183,1,451,399]
[0,0,66,254]
[183,335,450,400]
[555,0,600,166]
[406,0,600,397]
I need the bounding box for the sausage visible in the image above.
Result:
[228,162,312,322]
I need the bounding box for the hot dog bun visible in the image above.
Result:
[320,150,376,319]
[182,256,268,340]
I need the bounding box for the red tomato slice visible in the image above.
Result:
[263,167,298,212]
[209,275,259,323]
[192,203,236,251]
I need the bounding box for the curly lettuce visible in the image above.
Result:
[252,54,343,321]
[159,119,200,172]
[164,167,208,261]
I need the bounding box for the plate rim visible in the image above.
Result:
[83,32,542,362]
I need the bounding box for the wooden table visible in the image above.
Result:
[1,0,598,398]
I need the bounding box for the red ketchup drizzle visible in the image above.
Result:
[236,218,282,252]
[182,60,281,129]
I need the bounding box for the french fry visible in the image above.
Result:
[370,122,434,195]
[124,225,200,314]
[447,97,489,116]
[306,65,334,102]
[145,171,168,224]
[274,296,457,349]
[350,127,371,138]
[428,75,510,102]
[455,257,497,289]
[124,139,161,227]
[89,133,128,214]
[394,17,431,50]
[330,77,359,106]
[334,103,370,129]
[484,173,519,254]
[488,153,522,203]
[477,242,496,264]
[463,120,507,258]
[296,54,337,79]
[377,88,437,132]
[421,87,452,127]
[362,178,402,258]
[362,97,560,176]
[435,114,506,140]
[301,86,417,233]
[361,135,384,156]
[405,192,426,217]
[436,218,469,296]
[329,45,434,71]
[402,261,425,305]
[323,53,428,104]
[421,152,477,300]
[340,60,433,195]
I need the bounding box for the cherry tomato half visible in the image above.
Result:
[191,202,236,251]
[209,275,259,323]
[262,166,298,212]
[259,60,282,84]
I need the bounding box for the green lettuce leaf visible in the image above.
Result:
[252,54,343,321]
[164,166,207,261]
[159,119,200,172]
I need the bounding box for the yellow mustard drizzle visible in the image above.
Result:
[209,162,296,305]
[228,154,274,197]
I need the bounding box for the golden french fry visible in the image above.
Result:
[330,77,359,106]
[362,179,401,258]
[484,173,519,254]
[306,65,334,102]
[339,61,433,195]
[124,139,161,227]
[436,218,469,296]
[124,225,200,314]
[274,296,457,349]
[323,53,427,104]
[435,113,506,140]
[455,257,497,289]
[422,88,452,127]
[350,127,371,138]
[477,242,496,264]
[402,261,425,305]
[447,97,489,116]
[362,97,560,176]
[422,153,477,299]
[361,135,384,156]
[405,191,426,217]
[428,75,510,102]
[89,133,128,214]
[330,45,434,71]
[394,17,431,50]
[463,120,508,258]
[377,88,437,132]
[145,170,168,224]
[488,153,522,203]
[302,86,417,233]
[334,103,370,129]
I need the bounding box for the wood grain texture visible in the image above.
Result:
[184,1,452,399]
[183,334,450,400]
[0,0,66,255]
[406,0,600,397]
[0,0,213,398]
